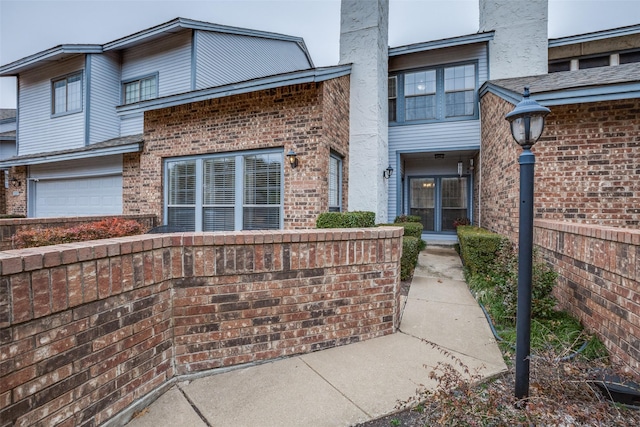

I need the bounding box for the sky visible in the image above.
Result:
[1,0,640,108]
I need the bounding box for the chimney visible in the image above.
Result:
[479,0,549,79]
[339,0,390,223]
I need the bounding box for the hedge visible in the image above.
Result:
[316,211,376,228]
[394,215,422,224]
[13,217,145,249]
[401,236,421,280]
[457,225,508,275]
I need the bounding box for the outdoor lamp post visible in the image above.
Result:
[505,87,550,401]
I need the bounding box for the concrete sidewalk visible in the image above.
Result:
[125,246,506,427]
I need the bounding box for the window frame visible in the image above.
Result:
[328,152,343,212]
[389,61,479,126]
[51,71,83,117]
[122,73,159,105]
[163,148,284,232]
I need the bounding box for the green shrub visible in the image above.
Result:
[380,221,423,239]
[316,211,375,228]
[457,226,508,276]
[401,236,421,280]
[394,215,422,223]
[13,217,144,249]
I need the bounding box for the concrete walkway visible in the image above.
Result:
[125,246,506,427]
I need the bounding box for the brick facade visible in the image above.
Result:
[3,166,27,218]
[535,220,640,370]
[479,93,640,239]
[0,227,402,426]
[124,76,350,228]
[479,91,640,371]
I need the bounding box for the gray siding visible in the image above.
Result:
[388,121,481,219]
[18,56,85,156]
[389,43,489,83]
[121,29,191,97]
[120,113,143,136]
[88,52,121,144]
[194,31,311,89]
[0,141,16,159]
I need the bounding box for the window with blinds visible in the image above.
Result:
[244,153,282,230]
[329,154,342,212]
[203,157,235,231]
[167,160,196,231]
[165,150,283,231]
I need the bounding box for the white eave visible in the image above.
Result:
[389,31,494,57]
[116,65,351,115]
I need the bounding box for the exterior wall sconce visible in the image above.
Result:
[286,150,298,169]
[457,160,463,177]
[469,158,474,172]
[382,165,393,179]
[505,86,550,403]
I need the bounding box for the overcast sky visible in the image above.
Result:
[2,0,640,108]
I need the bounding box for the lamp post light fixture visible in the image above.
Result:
[505,87,550,402]
[382,165,394,179]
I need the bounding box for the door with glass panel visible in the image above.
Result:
[410,178,436,232]
[409,177,468,233]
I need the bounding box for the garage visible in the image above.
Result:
[30,155,123,217]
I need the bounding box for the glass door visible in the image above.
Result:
[410,178,435,231]
[409,176,469,233]
[441,177,468,231]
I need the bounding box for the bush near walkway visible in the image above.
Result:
[13,217,144,248]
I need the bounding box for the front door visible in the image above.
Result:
[409,176,468,233]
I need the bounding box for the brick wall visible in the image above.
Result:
[535,220,640,370]
[479,93,640,238]
[0,227,402,426]
[0,215,157,251]
[125,76,350,228]
[3,166,27,218]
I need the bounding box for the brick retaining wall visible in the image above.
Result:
[535,219,640,370]
[0,227,402,426]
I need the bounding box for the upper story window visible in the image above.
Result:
[389,62,478,125]
[52,72,82,116]
[123,74,157,104]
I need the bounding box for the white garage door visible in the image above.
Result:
[30,155,124,218]
[34,175,123,217]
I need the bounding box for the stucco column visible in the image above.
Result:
[480,0,549,79]
[339,0,390,223]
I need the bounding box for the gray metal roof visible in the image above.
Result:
[0,17,313,76]
[480,62,640,106]
[549,23,640,47]
[389,31,494,57]
[0,109,17,121]
[0,134,143,168]
[116,64,352,115]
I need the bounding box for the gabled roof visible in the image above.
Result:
[549,23,640,48]
[480,62,640,106]
[0,109,17,121]
[389,31,494,57]
[0,17,313,76]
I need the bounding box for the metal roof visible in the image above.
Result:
[116,64,352,115]
[0,17,313,76]
[0,134,143,168]
[480,62,640,106]
[549,23,640,48]
[389,32,494,57]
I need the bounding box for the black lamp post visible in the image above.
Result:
[505,87,550,401]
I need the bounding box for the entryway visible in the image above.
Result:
[409,176,469,233]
